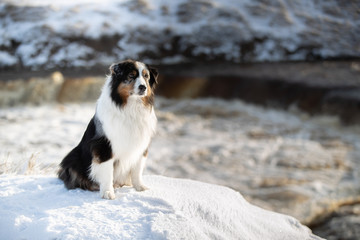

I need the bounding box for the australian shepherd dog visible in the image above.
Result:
[58,59,158,199]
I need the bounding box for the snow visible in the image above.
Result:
[1,97,358,238]
[1,0,358,68]
[0,51,17,67]
[0,174,320,240]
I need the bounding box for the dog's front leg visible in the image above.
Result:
[131,155,148,191]
[90,159,115,199]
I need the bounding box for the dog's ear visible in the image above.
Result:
[109,63,123,76]
[148,66,159,88]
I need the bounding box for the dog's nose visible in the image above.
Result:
[139,85,146,93]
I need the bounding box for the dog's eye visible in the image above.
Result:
[144,73,149,79]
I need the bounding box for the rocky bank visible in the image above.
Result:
[1,0,359,70]
[2,60,360,125]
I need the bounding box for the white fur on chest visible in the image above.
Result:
[96,81,157,164]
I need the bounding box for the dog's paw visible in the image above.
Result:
[134,184,149,192]
[101,190,116,200]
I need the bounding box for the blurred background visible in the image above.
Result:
[1,0,360,239]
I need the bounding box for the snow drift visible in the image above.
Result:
[0,175,321,239]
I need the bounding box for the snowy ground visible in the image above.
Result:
[0,97,359,238]
[0,175,320,240]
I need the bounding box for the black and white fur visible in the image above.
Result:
[58,59,158,199]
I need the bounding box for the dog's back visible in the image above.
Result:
[58,117,99,191]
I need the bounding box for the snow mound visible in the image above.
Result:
[0,175,321,239]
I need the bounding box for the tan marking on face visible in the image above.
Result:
[117,81,135,105]
[141,96,153,108]
[141,76,154,108]
[140,69,149,92]
[142,69,150,79]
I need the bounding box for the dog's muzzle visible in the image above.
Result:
[138,85,146,95]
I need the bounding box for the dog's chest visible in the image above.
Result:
[99,101,157,160]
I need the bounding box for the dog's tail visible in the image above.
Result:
[58,147,98,191]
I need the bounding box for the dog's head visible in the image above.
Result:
[108,59,158,107]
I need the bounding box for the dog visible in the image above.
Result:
[58,59,158,199]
